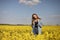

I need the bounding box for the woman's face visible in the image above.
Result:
[33,15,37,19]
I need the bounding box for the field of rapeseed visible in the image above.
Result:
[0,25,60,40]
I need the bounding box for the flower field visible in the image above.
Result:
[0,25,60,40]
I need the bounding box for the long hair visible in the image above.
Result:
[32,13,41,26]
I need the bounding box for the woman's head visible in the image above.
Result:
[32,13,41,25]
[32,13,40,20]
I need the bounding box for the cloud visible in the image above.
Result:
[19,0,40,6]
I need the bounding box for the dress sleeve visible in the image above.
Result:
[38,20,43,28]
[32,23,35,28]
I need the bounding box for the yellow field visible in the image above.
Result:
[0,25,60,40]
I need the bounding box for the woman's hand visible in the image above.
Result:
[33,20,38,24]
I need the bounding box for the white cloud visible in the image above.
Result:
[19,0,40,6]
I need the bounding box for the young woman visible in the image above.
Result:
[32,13,42,35]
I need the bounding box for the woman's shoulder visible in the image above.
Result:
[38,19,42,22]
[38,19,43,25]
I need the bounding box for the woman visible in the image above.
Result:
[32,13,42,35]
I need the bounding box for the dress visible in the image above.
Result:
[32,20,42,35]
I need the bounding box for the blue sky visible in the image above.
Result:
[0,0,60,25]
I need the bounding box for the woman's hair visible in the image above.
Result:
[32,13,41,26]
